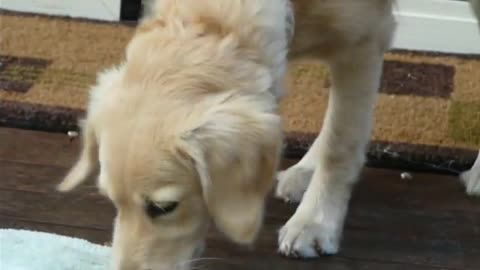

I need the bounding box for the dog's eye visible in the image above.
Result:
[145,200,179,218]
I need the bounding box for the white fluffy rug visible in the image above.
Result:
[0,229,110,270]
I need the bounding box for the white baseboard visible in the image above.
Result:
[392,0,480,54]
[1,0,479,54]
[0,0,122,21]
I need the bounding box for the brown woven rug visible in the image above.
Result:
[1,12,479,173]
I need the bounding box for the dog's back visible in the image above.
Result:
[140,0,293,98]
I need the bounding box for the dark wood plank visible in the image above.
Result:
[353,168,480,213]
[0,127,79,167]
[0,188,114,229]
[202,246,456,270]
[0,160,70,193]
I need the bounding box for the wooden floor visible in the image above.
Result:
[1,127,479,270]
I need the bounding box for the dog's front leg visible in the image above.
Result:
[277,42,386,257]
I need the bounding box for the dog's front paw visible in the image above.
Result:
[278,214,340,259]
[275,166,313,203]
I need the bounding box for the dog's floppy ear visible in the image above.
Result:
[57,119,99,192]
[178,100,283,244]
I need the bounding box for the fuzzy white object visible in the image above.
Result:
[67,131,79,138]
[400,172,413,180]
[0,229,110,270]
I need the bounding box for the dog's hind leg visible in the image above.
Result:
[277,0,396,258]
[460,150,480,196]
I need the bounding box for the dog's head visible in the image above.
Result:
[58,29,283,269]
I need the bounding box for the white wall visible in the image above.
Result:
[0,0,122,21]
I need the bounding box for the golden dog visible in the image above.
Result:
[58,0,480,269]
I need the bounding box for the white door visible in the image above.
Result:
[393,0,480,54]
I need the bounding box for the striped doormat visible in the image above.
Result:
[1,11,479,173]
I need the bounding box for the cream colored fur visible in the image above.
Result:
[58,1,288,269]
[58,0,480,268]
